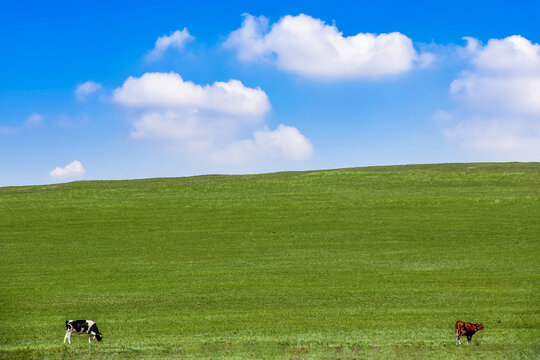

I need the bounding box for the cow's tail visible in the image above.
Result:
[455,321,459,335]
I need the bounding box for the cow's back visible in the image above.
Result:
[67,320,94,333]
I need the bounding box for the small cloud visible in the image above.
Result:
[211,124,314,165]
[456,36,482,58]
[49,160,85,178]
[25,113,43,127]
[75,81,102,101]
[146,28,193,61]
[0,113,43,135]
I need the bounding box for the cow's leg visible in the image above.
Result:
[64,331,72,344]
[455,322,462,345]
[89,334,92,343]
[467,334,472,343]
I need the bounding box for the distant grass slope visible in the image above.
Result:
[0,163,539,359]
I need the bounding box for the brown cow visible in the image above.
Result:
[455,320,484,344]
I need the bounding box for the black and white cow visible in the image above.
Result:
[64,320,103,344]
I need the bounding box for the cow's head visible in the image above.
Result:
[96,333,103,342]
[476,323,484,330]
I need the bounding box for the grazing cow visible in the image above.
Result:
[455,320,484,344]
[64,320,103,344]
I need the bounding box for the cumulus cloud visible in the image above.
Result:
[211,125,313,164]
[442,36,540,159]
[146,28,193,61]
[113,72,270,117]
[450,36,540,116]
[471,36,540,75]
[0,113,43,135]
[224,13,427,79]
[75,81,102,101]
[113,72,313,165]
[49,160,85,178]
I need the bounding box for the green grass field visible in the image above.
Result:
[1,163,539,359]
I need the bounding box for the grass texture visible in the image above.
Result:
[1,163,539,359]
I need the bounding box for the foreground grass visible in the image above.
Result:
[1,163,539,359]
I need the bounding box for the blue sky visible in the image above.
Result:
[1,0,539,186]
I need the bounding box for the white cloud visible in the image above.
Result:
[113,72,313,165]
[450,74,540,116]
[50,160,85,178]
[75,81,102,101]
[113,72,269,117]
[450,36,540,116]
[444,117,540,158]
[25,113,43,127]
[211,125,314,164]
[130,110,207,140]
[442,36,540,159]
[472,35,540,75]
[456,37,481,58]
[225,13,426,79]
[146,28,193,61]
[0,113,43,135]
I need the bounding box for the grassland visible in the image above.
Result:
[0,163,539,359]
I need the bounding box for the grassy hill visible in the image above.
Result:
[1,163,539,359]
